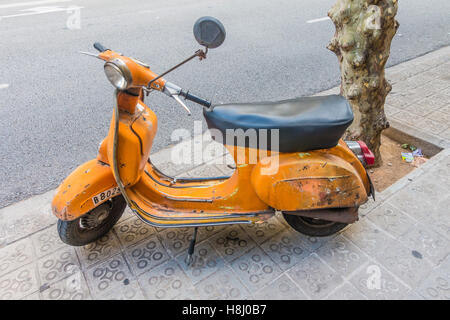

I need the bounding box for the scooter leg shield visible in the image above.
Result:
[52,159,119,221]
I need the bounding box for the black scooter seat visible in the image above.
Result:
[203,94,354,153]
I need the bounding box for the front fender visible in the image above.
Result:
[52,159,119,221]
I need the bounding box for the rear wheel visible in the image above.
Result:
[57,195,126,246]
[282,208,356,237]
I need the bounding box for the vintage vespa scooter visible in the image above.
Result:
[52,17,374,259]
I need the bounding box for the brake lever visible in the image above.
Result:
[172,94,191,115]
[162,82,191,115]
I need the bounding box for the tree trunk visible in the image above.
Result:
[327,0,399,166]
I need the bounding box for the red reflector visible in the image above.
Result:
[357,141,375,166]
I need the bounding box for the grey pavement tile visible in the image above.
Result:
[373,239,434,287]
[176,241,226,285]
[210,225,257,263]
[402,290,425,300]
[240,216,286,245]
[384,104,402,118]
[84,253,139,299]
[415,117,447,135]
[326,282,367,300]
[391,110,421,126]
[343,219,395,257]
[124,234,170,276]
[230,246,282,292]
[38,247,81,285]
[259,228,310,271]
[349,262,409,300]
[438,127,450,140]
[0,238,35,277]
[386,177,445,221]
[367,203,417,238]
[427,110,450,125]
[31,226,66,258]
[0,263,39,300]
[114,216,156,248]
[286,253,343,299]
[157,227,193,257]
[416,256,450,300]
[21,291,41,300]
[316,235,368,279]
[253,274,308,300]
[399,224,450,266]
[76,233,122,268]
[197,224,230,243]
[138,259,192,300]
[0,191,56,245]
[40,272,91,300]
[194,266,251,299]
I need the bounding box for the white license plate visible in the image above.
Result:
[92,187,121,205]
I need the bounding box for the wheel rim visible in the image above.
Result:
[79,201,113,230]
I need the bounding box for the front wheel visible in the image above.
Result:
[282,207,357,237]
[57,195,126,246]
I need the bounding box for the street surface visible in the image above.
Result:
[0,0,449,207]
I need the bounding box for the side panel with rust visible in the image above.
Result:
[251,141,369,211]
[51,159,118,220]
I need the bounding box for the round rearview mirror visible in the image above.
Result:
[193,16,226,49]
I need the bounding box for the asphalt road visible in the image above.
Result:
[0,0,449,208]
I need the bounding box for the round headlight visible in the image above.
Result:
[104,59,132,90]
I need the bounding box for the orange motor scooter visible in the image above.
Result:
[52,17,374,259]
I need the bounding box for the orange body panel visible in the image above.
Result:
[51,159,117,220]
[251,141,370,211]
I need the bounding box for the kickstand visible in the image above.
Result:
[185,227,198,266]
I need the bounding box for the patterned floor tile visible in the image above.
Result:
[210,225,256,263]
[316,235,368,279]
[367,203,417,237]
[38,247,81,285]
[157,227,194,257]
[31,226,66,258]
[125,234,170,276]
[84,253,137,299]
[114,216,155,248]
[138,259,192,300]
[287,253,343,299]
[76,233,121,268]
[416,256,450,300]
[197,225,230,243]
[0,263,39,300]
[349,261,409,300]
[195,266,250,299]
[240,216,286,245]
[374,237,434,287]
[40,272,91,300]
[253,274,308,300]
[260,228,310,271]
[0,238,35,277]
[230,246,282,292]
[176,241,226,285]
[342,219,395,257]
[326,282,367,300]
[399,224,449,266]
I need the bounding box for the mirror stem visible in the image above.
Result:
[147,49,207,92]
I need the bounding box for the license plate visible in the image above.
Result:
[92,187,121,205]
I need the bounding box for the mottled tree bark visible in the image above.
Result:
[328,0,399,166]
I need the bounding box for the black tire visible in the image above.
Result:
[57,195,126,246]
[283,211,349,237]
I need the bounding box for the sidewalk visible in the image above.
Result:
[0,47,449,300]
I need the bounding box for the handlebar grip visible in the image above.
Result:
[93,42,109,53]
[180,90,211,108]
